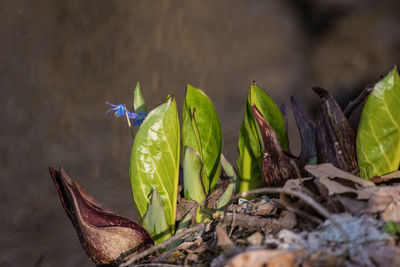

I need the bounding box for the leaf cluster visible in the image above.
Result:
[128,67,400,245]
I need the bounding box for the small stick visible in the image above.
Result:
[224,188,331,220]
[272,199,323,225]
[343,85,373,117]
[120,224,205,267]
[228,210,236,237]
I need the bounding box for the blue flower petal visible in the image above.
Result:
[106,102,146,127]
[105,102,130,117]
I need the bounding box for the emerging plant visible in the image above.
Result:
[50,67,400,264]
[49,167,153,265]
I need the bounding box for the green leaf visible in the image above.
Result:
[216,154,237,209]
[129,96,180,232]
[142,189,171,243]
[383,221,400,236]
[237,83,288,192]
[356,67,400,179]
[183,146,207,203]
[167,210,193,249]
[133,82,147,114]
[250,84,289,151]
[221,153,236,179]
[182,84,222,193]
[216,181,236,210]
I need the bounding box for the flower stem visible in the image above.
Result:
[125,111,135,138]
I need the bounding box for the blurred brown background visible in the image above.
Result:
[1,0,399,266]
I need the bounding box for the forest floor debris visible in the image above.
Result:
[122,164,400,267]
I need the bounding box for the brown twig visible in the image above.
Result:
[120,223,205,267]
[223,212,271,231]
[224,188,331,220]
[228,210,236,237]
[272,199,323,225]
[343,85,373,117]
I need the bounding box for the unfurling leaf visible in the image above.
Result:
[216,154,237,209]
[314,87,358,173]
[251,84,289,151]
[252,105,303,187]
[49,167,153,266]
[129,96,180,233]
[357,67,400,179]
[182,84,222,193]
[237,83,289,191]
[183,146,207,204]
[133,82,147,114]
[142,189,171,243]
[290,96,316,165]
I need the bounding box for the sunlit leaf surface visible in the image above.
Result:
[182,84,222,193]
[357,67,400,179]
[129,96,180,232]
[237,83,288,191]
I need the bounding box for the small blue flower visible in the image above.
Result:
[106,102,146,126]
[105,102,135,118]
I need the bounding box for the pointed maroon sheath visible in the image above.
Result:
[252,105,304,187]
[49,167,154,266]
[313,87,358,174]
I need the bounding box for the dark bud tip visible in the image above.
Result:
[312,87,328,99]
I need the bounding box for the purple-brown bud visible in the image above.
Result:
[49,167,154,266]
[313,87,358,174]
[252,105,304,187]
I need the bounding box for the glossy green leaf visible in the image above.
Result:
[129,96,180,232]
[237,83,288,192]
[357,67,400,179]
[183,146,207,203]
[250,84,289,151]
[182,84,222,193]
[133,82,147,114]
[142,189,171,244]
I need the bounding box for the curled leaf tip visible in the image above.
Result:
[312,86,328,99]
